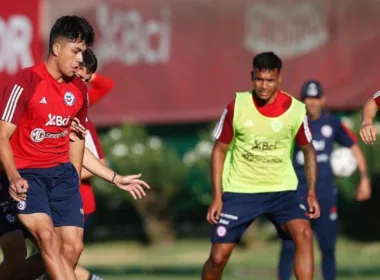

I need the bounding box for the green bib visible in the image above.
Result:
[222,91,306,193]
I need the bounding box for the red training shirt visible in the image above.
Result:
[0,63,88,169]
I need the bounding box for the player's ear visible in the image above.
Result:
[52,43,60,57]
[321,97,326,105]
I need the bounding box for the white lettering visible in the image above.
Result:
[95,3,171,67]
[45,114,70,127]
[220,213,238,220]
[0,15,34,75]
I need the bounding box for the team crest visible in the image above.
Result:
[64,92,75,106]
[271,120,283,132]
[216,225,227,237]
[321,125,333,138]
[17,201,27,211]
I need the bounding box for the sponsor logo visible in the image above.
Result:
[45,114,70,127]
[30,128,68,142]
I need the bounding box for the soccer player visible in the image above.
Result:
[0,49,149,280]
[202,52,320,280]
[75,48,112,280]
[0,15,95,280]
[278,80,371,280]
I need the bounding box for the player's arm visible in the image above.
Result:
[208,105,234,224]
[0,121,28,201]
[296,116,320,219]
[336,119,371,201]
[0,75,33,201]
[360,94,379,144]
[88,74,114,106]
[81,158,105,180]
[82,148,150,200]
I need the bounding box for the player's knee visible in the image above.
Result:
[293,224,313,244]
[36,229,59,255]
[209,251,229,270]
[62,239,83,266]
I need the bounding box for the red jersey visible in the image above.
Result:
[81,119,104,215]
[214,91,312,145]
[88,74,114,106]
[0,63,88,169]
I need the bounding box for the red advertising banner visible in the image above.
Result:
[11,0,380,124]
[0,0,42,92]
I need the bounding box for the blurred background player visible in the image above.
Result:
[278,80,371,280]
[202,52,320,280]
[75,48,113,280]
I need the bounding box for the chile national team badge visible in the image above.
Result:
[64,92,75,106]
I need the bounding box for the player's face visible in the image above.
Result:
[304,97,324,117]
[76,66,92,83]
[252,69,281,102]
[57,39,87,78]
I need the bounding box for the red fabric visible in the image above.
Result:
[215,91,311,146]
[340,122,357,143]
[88,74,114,106]
[0,63,88,169]
[80,119,104,215]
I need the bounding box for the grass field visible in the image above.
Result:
[72,238,380,279]
[2,237,380,279]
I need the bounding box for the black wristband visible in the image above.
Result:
[111,172,117,185]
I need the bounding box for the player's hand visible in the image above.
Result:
[113,173,150,200]
[8,177,29,202]
[356,177,371,201]
[360,123,378,144]
[70,118,86,139]
[207,197,222,224]
[307,193,320,219]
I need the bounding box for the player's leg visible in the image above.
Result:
[202,243,235,280]
[0,230,27,279]
[202,192,261,280]
[15,170,72,280]
[51,163,85,270]
[278,239,296,280]
[267,191,313,280]
[75,214,104,280]
[277,189,310,280]
[314,194,338,280]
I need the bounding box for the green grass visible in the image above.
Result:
[3,238,380,279]
[75,238,380,279]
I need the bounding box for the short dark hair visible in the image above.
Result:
[49,15,95,52]
[252,52,282,72]
[81,48,97,74]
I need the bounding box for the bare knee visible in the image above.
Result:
[207,245,233,272]
[36,230,60,257]
[293,225,313,244]
[62,239,83,267]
